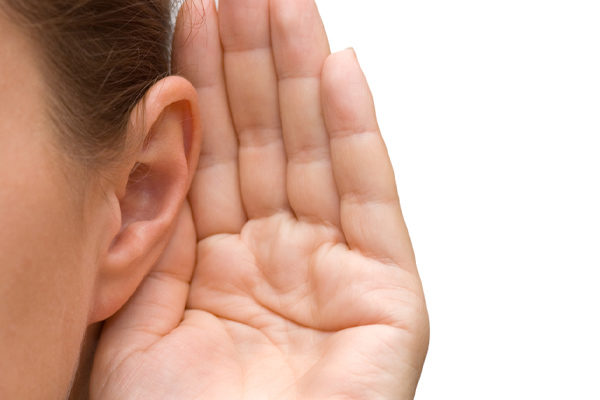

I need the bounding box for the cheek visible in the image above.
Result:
[0,15,100,397]
[0,147,94,398]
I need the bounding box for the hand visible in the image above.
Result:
[90,0,429,398]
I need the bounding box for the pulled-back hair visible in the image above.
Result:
[0,0,174,165]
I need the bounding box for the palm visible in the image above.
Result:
[91,0,428,399]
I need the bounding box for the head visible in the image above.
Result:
[0,0,201,398]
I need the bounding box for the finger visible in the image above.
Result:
[322,49,415,269]
[219,0,290,218]
[270,0,340,226]
[172,0,246,238]
[94,202,196,368]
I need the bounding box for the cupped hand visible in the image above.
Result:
[90,0,429,398]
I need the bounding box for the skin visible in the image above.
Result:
[91,0,429,399]
[0,0,428,398]
[0,17,87,398]
[0,7,203,400]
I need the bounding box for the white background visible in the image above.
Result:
[316,1,600,399]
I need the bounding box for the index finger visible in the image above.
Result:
[322,50,416,270]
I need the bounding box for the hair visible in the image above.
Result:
[0,0,175,166]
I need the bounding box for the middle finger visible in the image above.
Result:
[271,0,340,227]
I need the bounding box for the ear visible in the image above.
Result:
[89,76,201,323]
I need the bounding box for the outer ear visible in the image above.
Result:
[90,76,201,323]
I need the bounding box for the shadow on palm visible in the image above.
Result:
[90,0,428,398]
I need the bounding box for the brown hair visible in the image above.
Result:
[0,0,174,166]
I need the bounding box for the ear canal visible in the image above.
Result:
[119,162,159,231]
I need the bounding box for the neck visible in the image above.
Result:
[68,322,103,400]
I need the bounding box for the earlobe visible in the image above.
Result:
[90,76,201,323]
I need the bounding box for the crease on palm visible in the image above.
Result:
[91,0,428,397]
